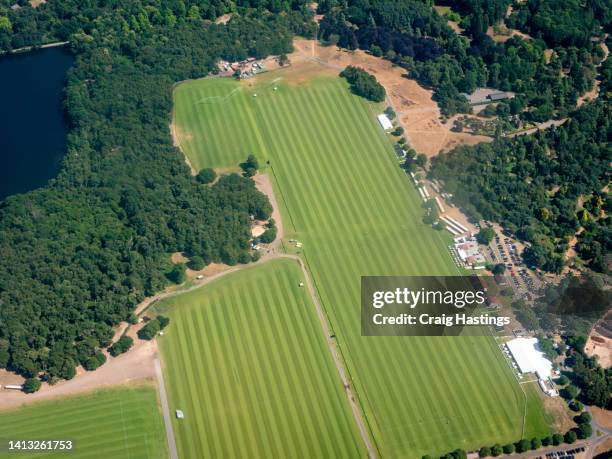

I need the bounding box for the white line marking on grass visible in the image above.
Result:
[197,87,242,104]
[118,396,132,459]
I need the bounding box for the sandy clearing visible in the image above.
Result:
[585,334,612,368]
[171,252,189,264]
[541,394,576,434]
[591,406,612,430]
[253,172,284,246]
[215,13,232,25]
[486,24,533,43]
[251,224,266,237]
[263,39,492,156]
[0,340,157,411]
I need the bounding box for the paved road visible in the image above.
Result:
[154,357,179,459]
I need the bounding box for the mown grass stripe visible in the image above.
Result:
[172,75,552,457]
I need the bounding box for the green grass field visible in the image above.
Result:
[0,385,167,459]
[172,73,552,457]
[156,259,366,458]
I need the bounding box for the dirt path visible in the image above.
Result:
[577,38,609,107]
[155,356,179,459]
[506,118,567,137]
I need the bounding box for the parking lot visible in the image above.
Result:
[542,445,585,459]
[487,229,541,300]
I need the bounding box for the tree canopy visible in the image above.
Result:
[0,0,313,383]
[339,66,386,102]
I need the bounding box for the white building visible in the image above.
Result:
[377,114,393,131]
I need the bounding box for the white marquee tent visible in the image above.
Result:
[506,337,553,380]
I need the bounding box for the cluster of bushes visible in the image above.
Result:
[196,168,217,184]
[339,66,385,102]
[240,154,259,177]
[108,336,134,357]
[138,316,170,341]
[258,219,277,244]
[561,337,611,408]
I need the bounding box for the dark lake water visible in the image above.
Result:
[0,46,73,201]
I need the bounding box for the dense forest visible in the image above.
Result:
[431,101,611,273]
[0,0,609,386]
[0,0,315,382]
[507,0,611,48]
[318,0,608,116]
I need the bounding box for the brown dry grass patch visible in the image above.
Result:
[251,39,491,156]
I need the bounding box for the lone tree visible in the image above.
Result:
[564,430,577,444]
[187,255,205,271]
[576,423,592,439]
[196,168,216,184]
[556,374,570,386]
[157,315,170,329]
[241,154,259,177]
[167,263,186,284]
[22,377,41,394]
[575,411,592,424]
[516,439,530,453]
[476,227,496,244]
[82,352,106,371]
[561,384,578,400]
